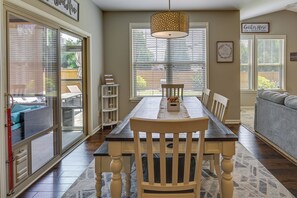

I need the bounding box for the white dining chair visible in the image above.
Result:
[130,117,208,198]
[161,84,184,99]
[201,88,211,108]
[211,93,229,123]
[205,92,229,197]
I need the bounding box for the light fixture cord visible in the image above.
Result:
[169,0,171,10]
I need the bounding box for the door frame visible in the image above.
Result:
[1,0,94,196]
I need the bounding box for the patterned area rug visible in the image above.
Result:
[62,142,294,198]
[241,106,255,132]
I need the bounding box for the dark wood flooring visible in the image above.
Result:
[18,125,297,198]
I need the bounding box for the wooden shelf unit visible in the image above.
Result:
[101,84,119,129]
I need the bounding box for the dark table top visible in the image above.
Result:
[105,97,238,142]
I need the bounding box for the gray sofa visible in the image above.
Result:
[254,90,297,162]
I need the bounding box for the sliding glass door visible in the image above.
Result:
[60,32,85,150]
[7,14,57,174]
[6,12,87,192]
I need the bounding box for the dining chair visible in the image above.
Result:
[161,84,184,99]
[201,88,211,107]
[67,85,82,93]
[130,117,209,198]
[211,93,229,123]
[205,92,229,197]
[10,84,26,96]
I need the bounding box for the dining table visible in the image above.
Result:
[103,96,238,198]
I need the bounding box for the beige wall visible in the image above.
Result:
[103,11,241,122]
[20,0,104,130]
[241,10,297,106]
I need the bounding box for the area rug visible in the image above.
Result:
[62,141,294,198]
[241,106,255,132]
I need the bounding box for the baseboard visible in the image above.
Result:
[255,131,297,166]
[225,119,241,125]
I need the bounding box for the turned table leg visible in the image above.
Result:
[95,157,102,197]
[221,154,233,197]
[109,142,122,198]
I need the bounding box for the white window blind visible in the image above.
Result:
[9,15,58,97]
[131,25,207,98]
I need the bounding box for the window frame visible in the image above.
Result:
[255,35,286,91]
[129,22,209,100]
[240,34,286,92]
[240,35,254,90]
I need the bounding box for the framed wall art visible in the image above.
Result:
[40,0,79,21]
[216,41,234,63]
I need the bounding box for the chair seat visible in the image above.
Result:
[142,155,196,183]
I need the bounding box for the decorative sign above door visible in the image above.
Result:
[241,23,269,33]
[40,0,79,21]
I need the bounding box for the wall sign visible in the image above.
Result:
[241,23,269,33]
[40,0,79,21]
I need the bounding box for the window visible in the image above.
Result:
[240,36,253,90]
[130,23,207,98]
[240,35,286,90]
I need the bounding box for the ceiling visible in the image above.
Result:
[92,0,297,20]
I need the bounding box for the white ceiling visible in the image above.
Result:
[92,0,297,20]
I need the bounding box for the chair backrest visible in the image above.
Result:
[67,85,82,93]
[130,117,208,197]
[201,88,211,107]
[210,93,229,123]
[161,84,184,99]
[10,84,26,96]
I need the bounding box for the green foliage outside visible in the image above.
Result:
[62,39,81,69]
[62,53,78,69]
[136,75,147,90]
[45,77,56,92]
[258,76,277,89]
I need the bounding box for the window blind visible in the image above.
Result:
[9,15,58,97]
[131,26,207,97]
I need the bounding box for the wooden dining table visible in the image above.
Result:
[104,97,238,198]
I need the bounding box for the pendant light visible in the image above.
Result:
[151,0,189,39]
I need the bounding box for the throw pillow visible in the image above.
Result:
[258,90,288,104]
[284,95,297,110]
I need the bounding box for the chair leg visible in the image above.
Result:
[209,159,215,173]
[95,170,102,197]
[123,156,133,197]
[125,172,131,197]
[214,154,222,198]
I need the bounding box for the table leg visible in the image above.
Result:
[95,171,102,197]
[95,157,102,197]
[109,142,122,198]
[221,154,234,198]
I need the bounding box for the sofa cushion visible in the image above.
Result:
[11,112,21,124]
[284,95,297,110]
[258,90,288,104]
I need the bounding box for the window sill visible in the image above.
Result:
[240,89,287,94]
[240,90,257,94]
[129,97,142,102]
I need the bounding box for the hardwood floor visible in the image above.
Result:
[18,125,297,198]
